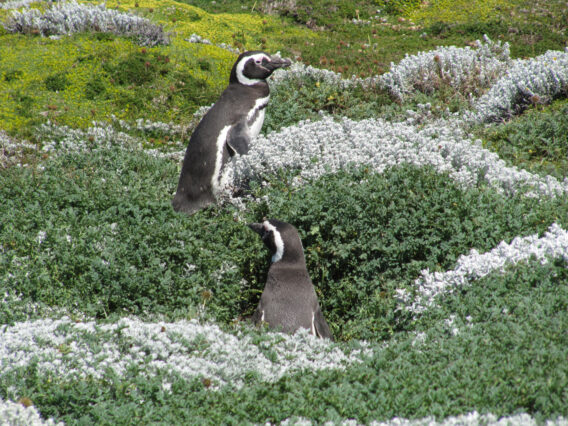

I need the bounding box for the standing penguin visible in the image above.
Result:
[172,51,291,214]
[248,219,333,339]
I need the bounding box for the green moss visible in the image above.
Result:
[0,33,230,135]
[407,0,517,25]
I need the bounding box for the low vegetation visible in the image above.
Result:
[1,0,567,424]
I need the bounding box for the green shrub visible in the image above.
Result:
[479,100,568,180]
[3,260,565,424]
[259,0,379,27]
[265,74,393,133]
[44,72,70,92]
[3,69,23,82]
[0,146,261,324]
[84,75,107,100]
[246,165,568,340]
[104,50,172,86]
[12,90,35,119]
[4,154,566,340]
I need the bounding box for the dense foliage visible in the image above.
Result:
[1,0,567,424]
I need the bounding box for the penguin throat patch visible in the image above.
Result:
[263,221,284,263]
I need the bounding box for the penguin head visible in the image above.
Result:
[248,219,304,264]
[230,51,291,86]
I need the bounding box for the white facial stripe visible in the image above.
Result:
[263,220,284,263]
[211,125,232,194]
[236,53,270,86]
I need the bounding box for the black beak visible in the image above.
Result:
[247,223,264,236]
[264,56,292,72]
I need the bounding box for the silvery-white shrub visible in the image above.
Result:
[228,114,568,199]
[401,222,568,314]
[270,62,363,90]
[378,35,511,100]
[3,0,169,46]
[0,0,36,9]
[471,48,568,122]
[0,317,369,390]
[0,398,63,426]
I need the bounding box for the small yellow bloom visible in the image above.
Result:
[315,81,320,88]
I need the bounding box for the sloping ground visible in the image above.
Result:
[1,0,568,424]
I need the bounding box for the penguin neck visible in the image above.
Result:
[229,78,270,95]
[271,251,306,268]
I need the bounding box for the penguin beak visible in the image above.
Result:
[264,56,291,72]
[247,222,264,236]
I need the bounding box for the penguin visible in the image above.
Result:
[172,51,291,215]
[248,219,333,339]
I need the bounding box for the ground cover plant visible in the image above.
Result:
[476,99,568,180]
[1,0,568,424]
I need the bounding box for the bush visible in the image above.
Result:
[266,69,391,133]
[377,0,422,15]
[104,51,172,86]
[44,72,69,92]
[472,49,568,122]
[0,143,260,324]
[84,75,107,100]
[479,100,568,180]
[246,165,568,340]
[379,36,511,101]
[232,113,568,199]
[3,0,169,46]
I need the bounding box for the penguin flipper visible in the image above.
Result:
[314,307,333,340]
[226,121,250,156]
